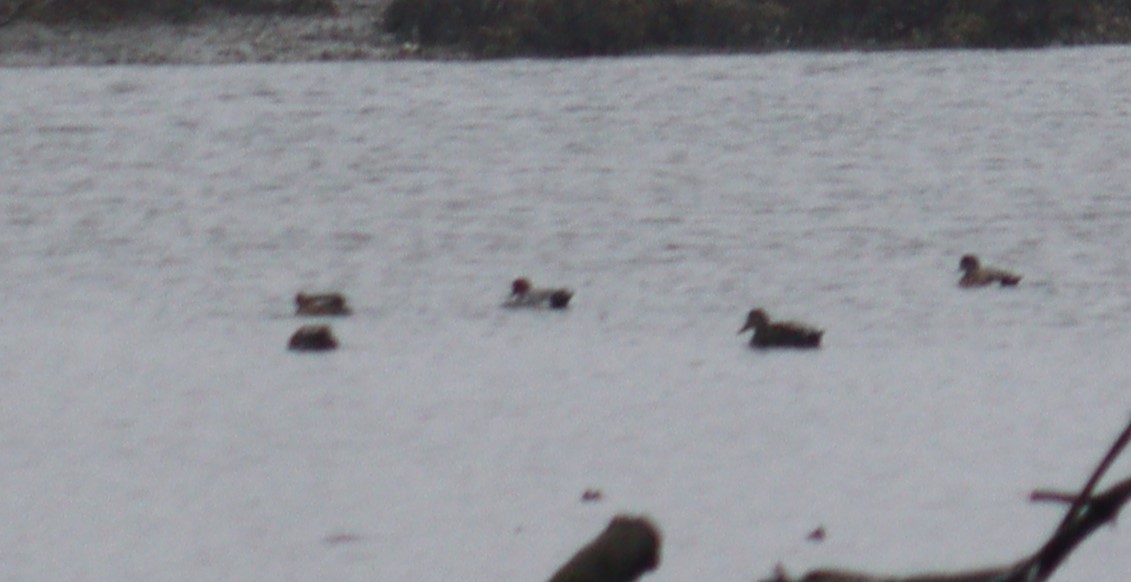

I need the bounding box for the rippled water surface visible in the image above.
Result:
[2,49,1131,580]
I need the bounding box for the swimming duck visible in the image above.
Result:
[958,254,1021,288]
[288,324,339,352]
[295,292,352,316]
[738,309,823,349]
[503,278,573,309]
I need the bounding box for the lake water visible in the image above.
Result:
[2,48,1131,580]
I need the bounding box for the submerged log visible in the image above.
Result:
[548,514,661,582]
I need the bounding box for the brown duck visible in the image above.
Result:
[295,292,352,316]
[739,309,823,349]
[288,324,339,352]
[958,254,1021,288]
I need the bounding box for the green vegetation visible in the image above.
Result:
[380,0,1131,57]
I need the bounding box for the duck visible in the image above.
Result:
[295,292,352,316]
[503,277,573,309]
[288,324,339,352]
[958,254,1021,288]
[738,309,823,349]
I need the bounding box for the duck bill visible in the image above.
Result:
[738,322,753,334]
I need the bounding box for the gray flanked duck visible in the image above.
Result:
[739,309,823,349]
[503,277,573,309]
[958,254,1021,288]
[295,292,352,316]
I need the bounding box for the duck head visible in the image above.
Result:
[511,277,533,296]
[959,254,981,272]
[738,309,771,334]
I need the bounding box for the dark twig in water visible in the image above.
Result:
[763,417,1131,582]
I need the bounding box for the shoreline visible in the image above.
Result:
[3,1,1129,67]
[0,1,403,66]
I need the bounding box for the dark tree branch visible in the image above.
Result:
[763,417,1131,582]
[1049,417,1131,538]
[1012,476,1131,581]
